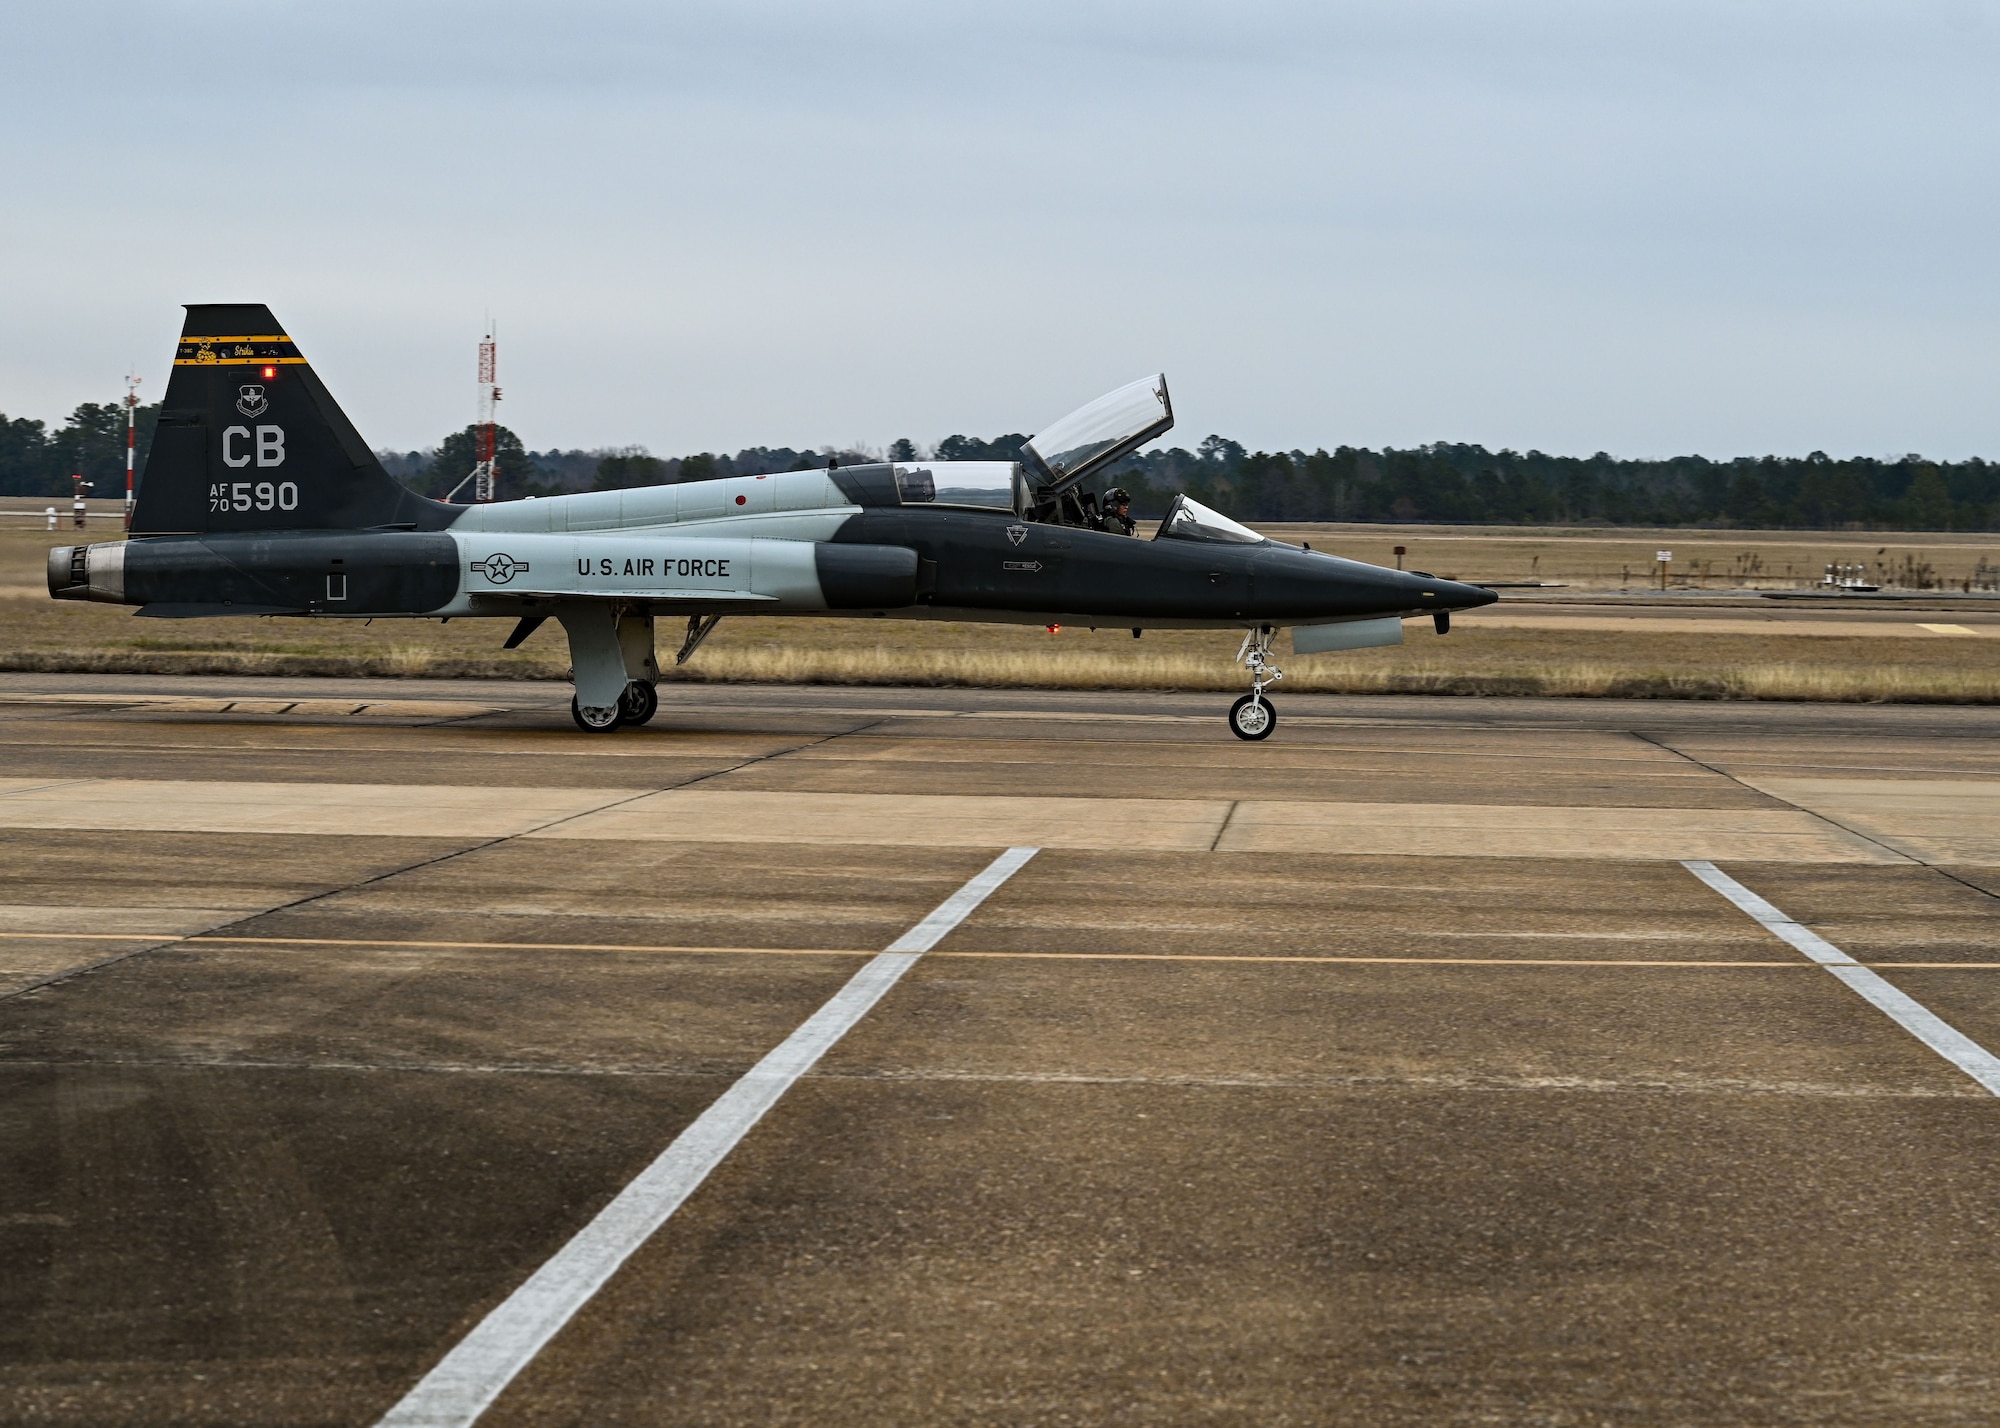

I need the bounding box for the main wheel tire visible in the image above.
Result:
[571,696,623,732]
[619,680,659,726]
[1229,693,1277,741]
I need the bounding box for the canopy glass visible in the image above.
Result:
[1155,493,1266,545]
[1022,374,1173,490]
[892,461,1020,512]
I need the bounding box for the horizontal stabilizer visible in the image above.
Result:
[135,603,306,618]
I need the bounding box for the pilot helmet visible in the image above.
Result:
[1103,486,1132,509]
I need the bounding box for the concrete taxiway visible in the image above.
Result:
[4,673,2000,1425]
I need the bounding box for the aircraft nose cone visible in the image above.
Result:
[1401,570,1498,611]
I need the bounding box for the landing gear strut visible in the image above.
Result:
[558,604,662,735]
[1228,626,1281,741]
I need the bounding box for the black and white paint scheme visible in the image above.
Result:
[49,305,1496,737]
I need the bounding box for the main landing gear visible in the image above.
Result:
[1228,626,1281,741]
[620,679,659,726]
[571,679,658,733]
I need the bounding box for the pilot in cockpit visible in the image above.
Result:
[1096,488,1135,536]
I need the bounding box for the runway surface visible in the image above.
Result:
[5,673,2000,1425]
[1466,605,2000,637]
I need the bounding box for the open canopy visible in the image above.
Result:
[1022,374,1173,492]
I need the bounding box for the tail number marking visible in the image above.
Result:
[209,481,299,513]
[222,425,287,468]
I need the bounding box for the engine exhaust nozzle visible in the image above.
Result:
[48,543,126,602]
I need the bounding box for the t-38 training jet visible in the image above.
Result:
[49,304,1495,738]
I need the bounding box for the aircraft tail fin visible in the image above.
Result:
[131,304,455,535]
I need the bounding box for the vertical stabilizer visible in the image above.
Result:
[131,304,455,535]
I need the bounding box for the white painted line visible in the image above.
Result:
[882,848,1041,952]
[375,845,1039,1428]
[1682,860,2000,1096]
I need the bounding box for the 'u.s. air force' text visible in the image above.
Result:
[581,557,731,577]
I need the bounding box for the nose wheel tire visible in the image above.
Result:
[1228,693,1276,741]
[619,680,659,726]
[571,697,623,733]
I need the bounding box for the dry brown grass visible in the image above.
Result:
[9,600,2000,703]
[675,639,2000,703]
[1261,522,2000,592]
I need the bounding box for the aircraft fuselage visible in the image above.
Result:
[53,465,1467,631]
[49,302,1498,737]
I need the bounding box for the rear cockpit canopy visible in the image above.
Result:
[1021,374,1173,495]
[828,373,1177,525]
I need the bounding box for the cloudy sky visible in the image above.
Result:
[3,1,1996,459]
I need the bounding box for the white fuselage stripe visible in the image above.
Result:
[373,846,1040,1428]
[1682,860,2000,1095]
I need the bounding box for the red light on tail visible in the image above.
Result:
[261,365,276,379]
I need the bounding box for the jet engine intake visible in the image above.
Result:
[814,542,920,609]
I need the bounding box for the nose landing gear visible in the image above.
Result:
[1228,626,1281,740]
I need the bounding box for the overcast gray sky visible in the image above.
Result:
[3,1,1997,459]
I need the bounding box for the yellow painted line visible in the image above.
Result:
[178,334,290,343]
[18,928,2000,970]
[1919,623,1979,635]
[0,931,186,942]
[940,952,1810,967]
[190,934,868,956]
[17,929,1997,968]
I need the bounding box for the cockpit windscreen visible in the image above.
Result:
[1155,494,1266,545]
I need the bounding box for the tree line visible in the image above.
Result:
[562,432,2000,532]
[7,400,1999,531]
[380,429,880,500]
[0,402,161,498]
[1116,440,1993,531]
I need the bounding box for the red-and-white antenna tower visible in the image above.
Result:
[472,328,501,501]
[123,373,141,530]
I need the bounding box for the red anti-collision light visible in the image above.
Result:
[735,494,746,505]
[261,365,276,379]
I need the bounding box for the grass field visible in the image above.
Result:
[1254,522,2000,592]
[12,522,2000,701]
